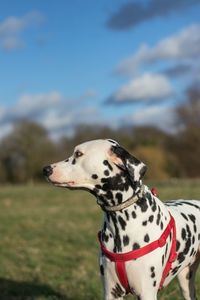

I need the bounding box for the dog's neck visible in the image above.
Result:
[94,170,142,209]
[96,183,144,211]
[100,186,170,253]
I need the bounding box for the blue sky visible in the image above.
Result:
[0,0,200,139]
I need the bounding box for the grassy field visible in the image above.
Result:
[0,180,200,300]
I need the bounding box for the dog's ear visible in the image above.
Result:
[109,145,147,182]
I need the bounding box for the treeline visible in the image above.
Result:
[0,88,199,183]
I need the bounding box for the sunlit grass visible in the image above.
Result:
[0,180,199,299]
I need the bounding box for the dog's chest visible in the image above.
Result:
[102,193,170,253]
[99,193,174,293]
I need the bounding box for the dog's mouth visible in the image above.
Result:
[46,178,75,188]
[54,181,76,188]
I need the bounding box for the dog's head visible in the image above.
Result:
[43,139,147,197]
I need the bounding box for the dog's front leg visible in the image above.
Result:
[131,285,158,300]
[100,256,126,300]
[100,257,158,300]
[101,272,126,300]
[136,294,157,300]
[103,281,125,300]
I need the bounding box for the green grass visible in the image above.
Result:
[0,180,199,300]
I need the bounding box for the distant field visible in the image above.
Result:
[0,180,200,300]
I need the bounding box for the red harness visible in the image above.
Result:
[98,213,177,293]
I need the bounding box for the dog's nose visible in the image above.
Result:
[43,165,53,177]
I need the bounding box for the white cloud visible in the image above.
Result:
[117,24,200,75]
[0,90,99,139]
[0,17,25,36]
[109,73,173,102]
[127,105,176,132]
[16,91,62,115]
[41,109,72,131]
[0,11,45,50]
[1,36,24,50]
[0,91,64,130]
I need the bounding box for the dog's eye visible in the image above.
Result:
[74,150,83,158]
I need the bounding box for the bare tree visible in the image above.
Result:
[169,86,200,177]
[0,120,57,183]
[177,86,200,128]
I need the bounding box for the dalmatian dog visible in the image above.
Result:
[43,139,200,300]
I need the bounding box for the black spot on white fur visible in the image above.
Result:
[123,235,130,246]
[92,174,98,179]
[144,234,150,243]
[111,283,125,298]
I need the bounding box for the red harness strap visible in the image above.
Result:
[98,213,177,293]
